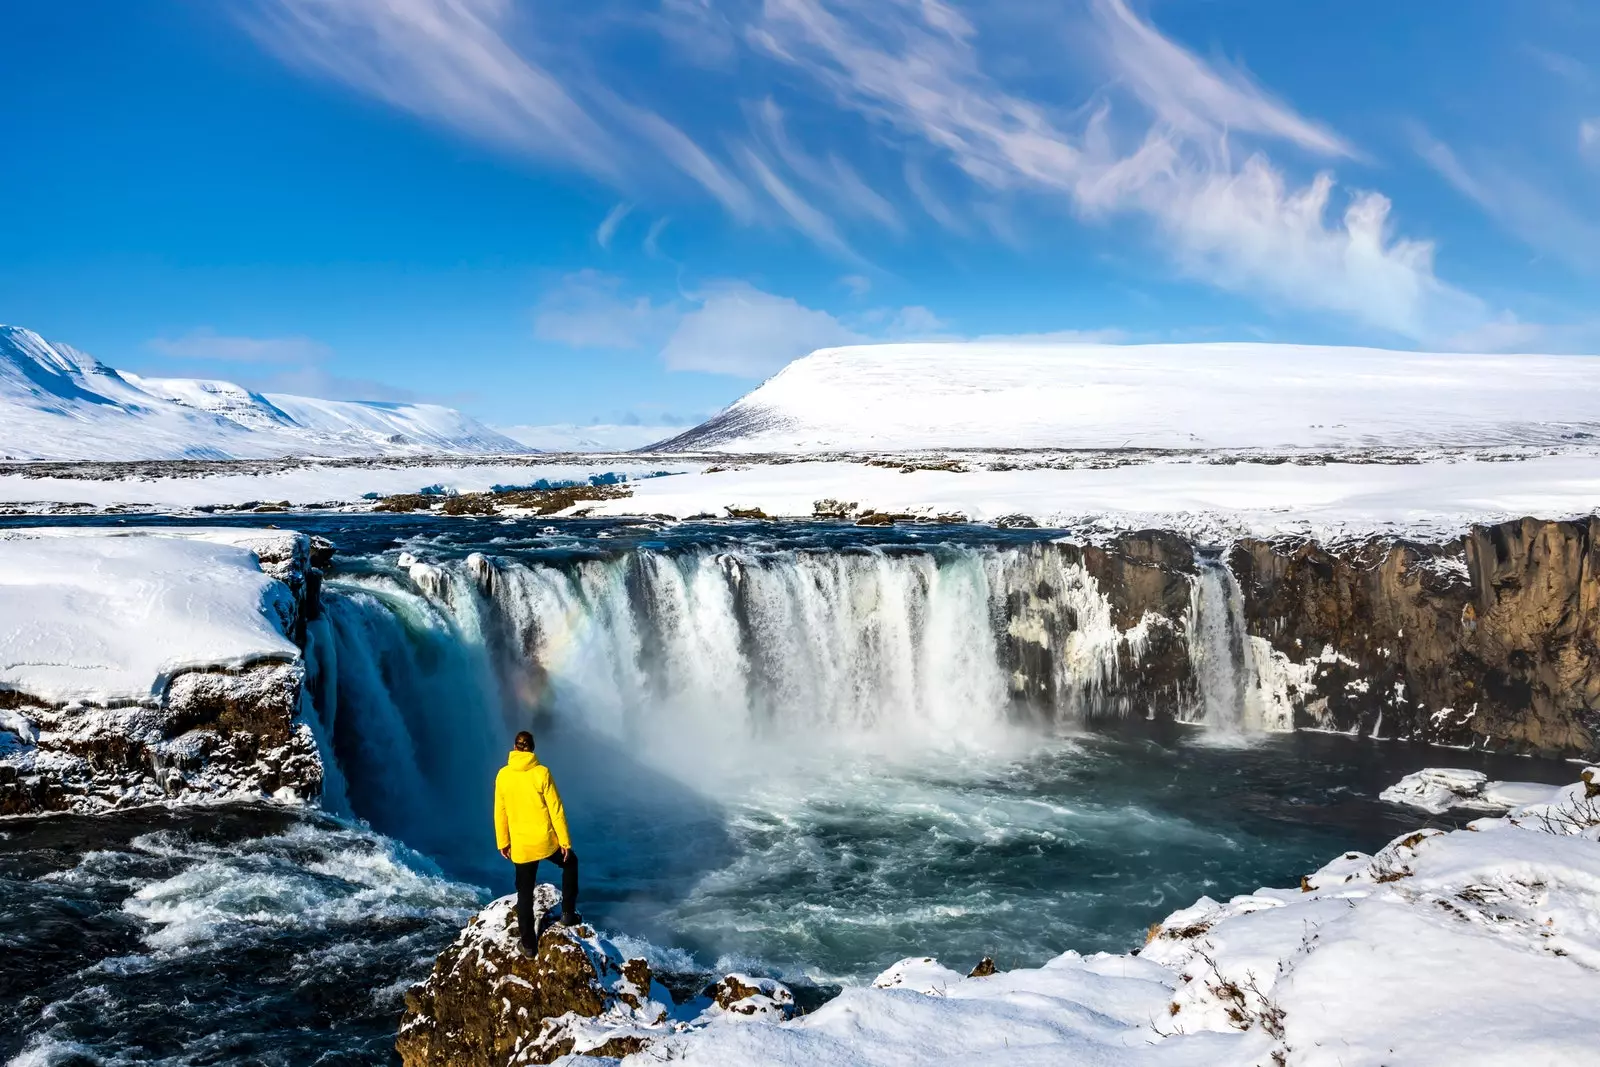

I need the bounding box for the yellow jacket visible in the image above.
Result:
[494,751,571,863]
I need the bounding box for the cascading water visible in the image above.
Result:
[1185,553,1265,734]
[303,541,1152,884]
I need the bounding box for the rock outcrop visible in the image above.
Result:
[1231,517,1600,756]
[0,531,334,815]
[397,889,795,1067]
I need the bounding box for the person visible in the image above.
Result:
[494,730,579,953]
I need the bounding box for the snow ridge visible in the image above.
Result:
[0,325,530,460]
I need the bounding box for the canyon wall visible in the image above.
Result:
[1229,517,1600,756]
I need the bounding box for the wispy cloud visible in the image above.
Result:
[1090,0,1350,157]
[243,0,1502,342]
[246,0,619,176]
[750,0,1480,341]
[1416,128,1600,272]
[533,270,678,348]
[595,201,633,249]
[146,328,330,362]
[245,0,757,216]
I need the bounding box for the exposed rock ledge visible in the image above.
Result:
[396,885,796,1067]
[0,528,333,815]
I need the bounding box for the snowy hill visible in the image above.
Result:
[656,341,1600,453]
[0,326,529,460]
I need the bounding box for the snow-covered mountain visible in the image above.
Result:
[496,422,696,452]
[656,341,1600,453]
[0,326,529,460]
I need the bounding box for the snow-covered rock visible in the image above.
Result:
[1380,767,1565,814]
[658,340,1600,453]
[396,889,692,1067]
[0,325,530,460]
[0,527,327,813]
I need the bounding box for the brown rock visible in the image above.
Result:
[397,894,669,1067]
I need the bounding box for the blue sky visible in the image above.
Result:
[1,1,1597,427]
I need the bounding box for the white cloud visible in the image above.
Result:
[1090,0,1350,157]
[595,201,632,248]
[661,283,861,376]
[243,0,1506,339]
[1582,118,1600,156]
[751,0,1483,341]
[146,328,330,362]
[246,0,618,176]
[840,274,872,296]
[533,270,678,349]
[245,0,756,214]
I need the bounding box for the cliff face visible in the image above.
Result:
[998,532,1199,722]
[993,518,1600,758]
[1229,517,1600,757]
[0,533,334,815]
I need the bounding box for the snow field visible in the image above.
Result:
[0,528,303,705]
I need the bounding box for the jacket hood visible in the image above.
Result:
[505,751,540,771]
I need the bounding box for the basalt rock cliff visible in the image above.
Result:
[1229,517,1600,756]
[984,518,1600,758]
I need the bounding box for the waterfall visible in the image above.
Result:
[303,540,1169,879]
[1185,553,1265,734]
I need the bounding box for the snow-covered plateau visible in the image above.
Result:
[657,340,1600,453]
[0,325,529,460]
[404,768,1600,1067]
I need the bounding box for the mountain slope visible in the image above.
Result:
[0,326,529,460]
[655,341,1600,453]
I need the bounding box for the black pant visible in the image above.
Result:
[514,848,579,949]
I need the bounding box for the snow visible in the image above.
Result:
[616,772,1600,1066]
[496,422,693,452]
[581,450,1600,543]
[661,340,1600,453]
[1381,767,1567,814]
[0,459,688,513]
[4,446,1600,542]
[0,325,530,460]
[0,527,301,705]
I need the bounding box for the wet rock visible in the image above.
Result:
[396,891,676,1067]
[968,957,998,977]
